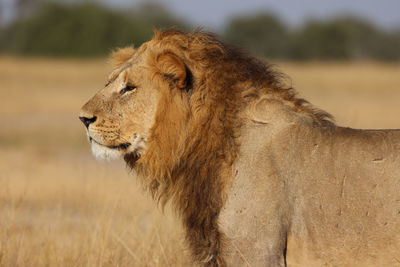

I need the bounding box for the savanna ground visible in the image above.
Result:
[1,57,399,266]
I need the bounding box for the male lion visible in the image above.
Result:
[79,30,400,266]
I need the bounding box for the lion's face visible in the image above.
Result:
[79,49,161,161]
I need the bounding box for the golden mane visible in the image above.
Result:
[126,29,335,200]
[152,29,334,124]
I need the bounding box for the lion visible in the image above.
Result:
[79,29,400,266]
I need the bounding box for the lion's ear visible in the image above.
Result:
[156,52,188,90]
[110,46,135,68]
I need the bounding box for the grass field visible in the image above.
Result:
[1,57,399,266]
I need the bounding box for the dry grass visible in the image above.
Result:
[0,57,399,266]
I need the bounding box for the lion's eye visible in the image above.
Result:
[120,85,136,95]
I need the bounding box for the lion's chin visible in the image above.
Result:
[90,141,124,161]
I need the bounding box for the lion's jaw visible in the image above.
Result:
[90,138,125,161]
[87,132,145,161]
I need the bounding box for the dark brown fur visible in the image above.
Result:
[123,29,333,266]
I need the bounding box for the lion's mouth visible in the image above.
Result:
[89,137,131,150]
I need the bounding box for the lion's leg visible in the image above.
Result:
[221,218,288,267]
[218,181,289,267]
[218,161,290,266]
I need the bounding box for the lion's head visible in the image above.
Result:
[79,35,191,162]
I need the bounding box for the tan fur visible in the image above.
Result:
[80,30,400,266]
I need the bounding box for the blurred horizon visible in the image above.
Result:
[0,0,400,61]
[104,0,400,30]
[2,0,400,29]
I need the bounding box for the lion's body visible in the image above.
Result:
[80,30,400,266]
[220,98,400,266]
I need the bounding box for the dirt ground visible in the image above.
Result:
[1,57,399,266]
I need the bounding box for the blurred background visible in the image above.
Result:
[1,0,400,59]
[0,0,399,266]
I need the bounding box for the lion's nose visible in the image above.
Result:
[79,116,97,128]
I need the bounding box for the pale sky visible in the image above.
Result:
[100,0,400,30]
